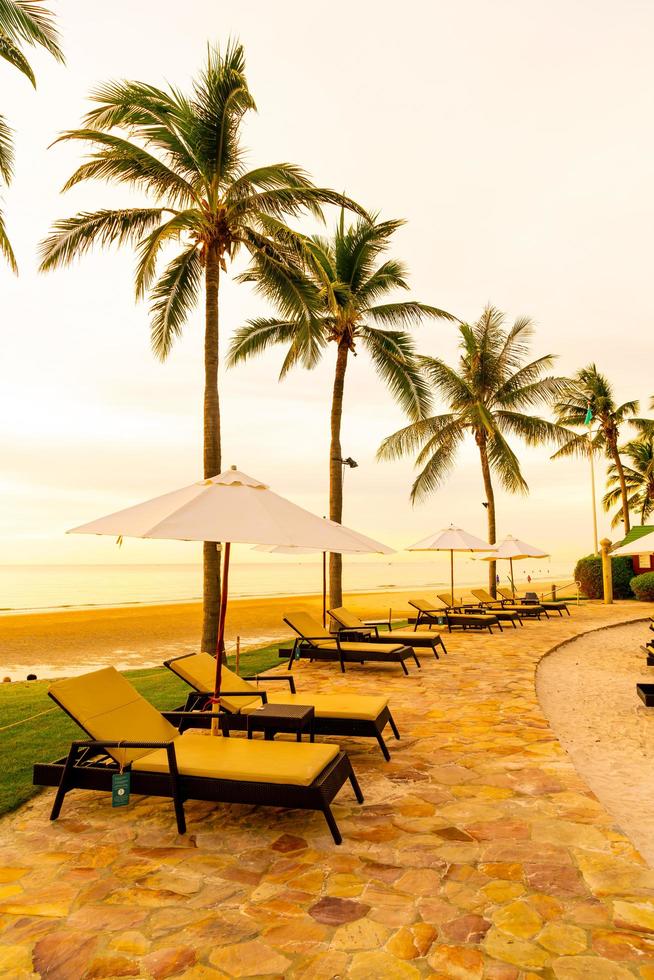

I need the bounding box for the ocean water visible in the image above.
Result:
[0,558,571,613]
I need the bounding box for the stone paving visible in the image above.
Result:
[1,602,654,979]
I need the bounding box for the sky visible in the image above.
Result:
[1,0,653,575]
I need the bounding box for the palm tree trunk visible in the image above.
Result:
[201,242,222,653]
[609,439,631,534]
[329,341,349,611]
[478,438,497,596]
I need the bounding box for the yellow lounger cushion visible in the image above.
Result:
[49,667,179,764]
[169,653,262,713]
[284,610,332,640]
[312,640,405,654]
[240,692,387,721]
[133,733,339,786]
[328,607,363,630]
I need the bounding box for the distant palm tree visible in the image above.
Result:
[378,306,568,595]
[553,365,640,534]
[603,436,654,528]
[39,41,363,652]
[228,213,454,607]
[0,0,63,270]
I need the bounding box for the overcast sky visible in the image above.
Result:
[1,0,652,571]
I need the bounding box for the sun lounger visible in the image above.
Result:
[164,653,400,761]
[32,667,363,844]
[283,611,420,674]
[484,587,545,619]
[521,589,570,616]
[467,590,523,627]
[408,598,499,634]
[328,606,447,657]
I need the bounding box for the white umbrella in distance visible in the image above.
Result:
[480,534,549,598]
[69,466,393,708]
[407,525,494,605]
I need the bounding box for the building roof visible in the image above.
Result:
[616,525,654,548]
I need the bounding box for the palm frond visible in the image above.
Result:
[0,0,63,61]
[39,208,165,272]
[0,205,17,272]
[377,413,460,462]
[359,326,431,420]
[366,301,456,329]
[494,411,572,447]
[149,245,202,360]
[487,429,528,494]
[410,429,465,502]
[0,113,13,183]
[228,317,307,367]
[0,31,35,85]
[134,210,199,299]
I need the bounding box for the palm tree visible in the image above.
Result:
[228,213,454,607]
[553,365,640,534]
[603,436,654,528]
[39,41,363,652]
[378,306,568,595]
[0,0,63,270]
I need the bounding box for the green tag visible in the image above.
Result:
[112,771,131,807]
[584,406,593,426]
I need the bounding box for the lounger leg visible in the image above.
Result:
[413,653,421,669]
[497,621,503,632]
[50,743,79,821]
[321,805,342,845]
[166,744,186,835]
[432,645,439,659]
[347,760,364,804]
[400,659,409,675]
[375,730,391,761]
[511,619,517,629]
[388,712,401,740]
[440,637,448,655]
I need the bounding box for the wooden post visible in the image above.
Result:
[235,636,240,676]
[600,538,613,604]
[552,583,557,600]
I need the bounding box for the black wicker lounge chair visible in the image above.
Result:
[328,606,447,657]
[283,611,420,674]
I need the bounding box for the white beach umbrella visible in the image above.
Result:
[407,525,493,605]
[611,530,654,557]
[480,534,549,598]
[70,466,393,705]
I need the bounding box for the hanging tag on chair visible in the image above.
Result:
[112,771,131,807]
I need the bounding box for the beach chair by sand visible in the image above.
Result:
[283,611,420,674]
[496,587,548,618]
[328,606,447,658]
[409,598,499,634]
[468,590,524,628]
[522,589,570,617]
[164,653,400,761]
[32,667,363,844]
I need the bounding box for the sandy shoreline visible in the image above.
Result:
[0,576,571,680]
[537,618,654,867]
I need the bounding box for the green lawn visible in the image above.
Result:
[0,643,282,818]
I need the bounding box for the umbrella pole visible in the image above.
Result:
[450,550,454,606]
[322,551,327,628]
[212,542,231,734]
[510,558,515,600]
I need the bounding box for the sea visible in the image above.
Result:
[0,558,573,614]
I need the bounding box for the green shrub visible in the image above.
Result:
[574,554,634,599]
[631,572,654,602]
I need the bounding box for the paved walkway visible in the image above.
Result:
[1,602,654,979]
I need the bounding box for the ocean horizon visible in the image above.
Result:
[0,558,572,614]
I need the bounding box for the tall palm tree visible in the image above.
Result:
[378,306,568,595]
[553,365,640,534]
[39,41,363,652]
[228,213,454,607]
[603,436,654,528]
[0,0,63,270]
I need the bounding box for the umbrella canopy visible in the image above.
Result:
[611,530,654,557]
[70,467,392,708]
[480,534,549,598]
[407,525,493,604]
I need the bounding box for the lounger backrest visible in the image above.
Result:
[329,607,364,630]
[165,653,261,713]
[436,593,455,607]
[497,588,514,601]
[284,610,331,641]
[472,589,494,603]
[49,666,178,764]
[408,598,435,614]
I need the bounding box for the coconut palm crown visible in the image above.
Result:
[228,212,454,607]
[0,0,63,270]
[553,365,641,534]
[378,306,569,594]
[603,436,654,528]
[39,40,364,652]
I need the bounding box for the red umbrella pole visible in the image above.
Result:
[212,542,231,721]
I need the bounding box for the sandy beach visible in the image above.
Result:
[0,577,569,680]
[537,618,654,867]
